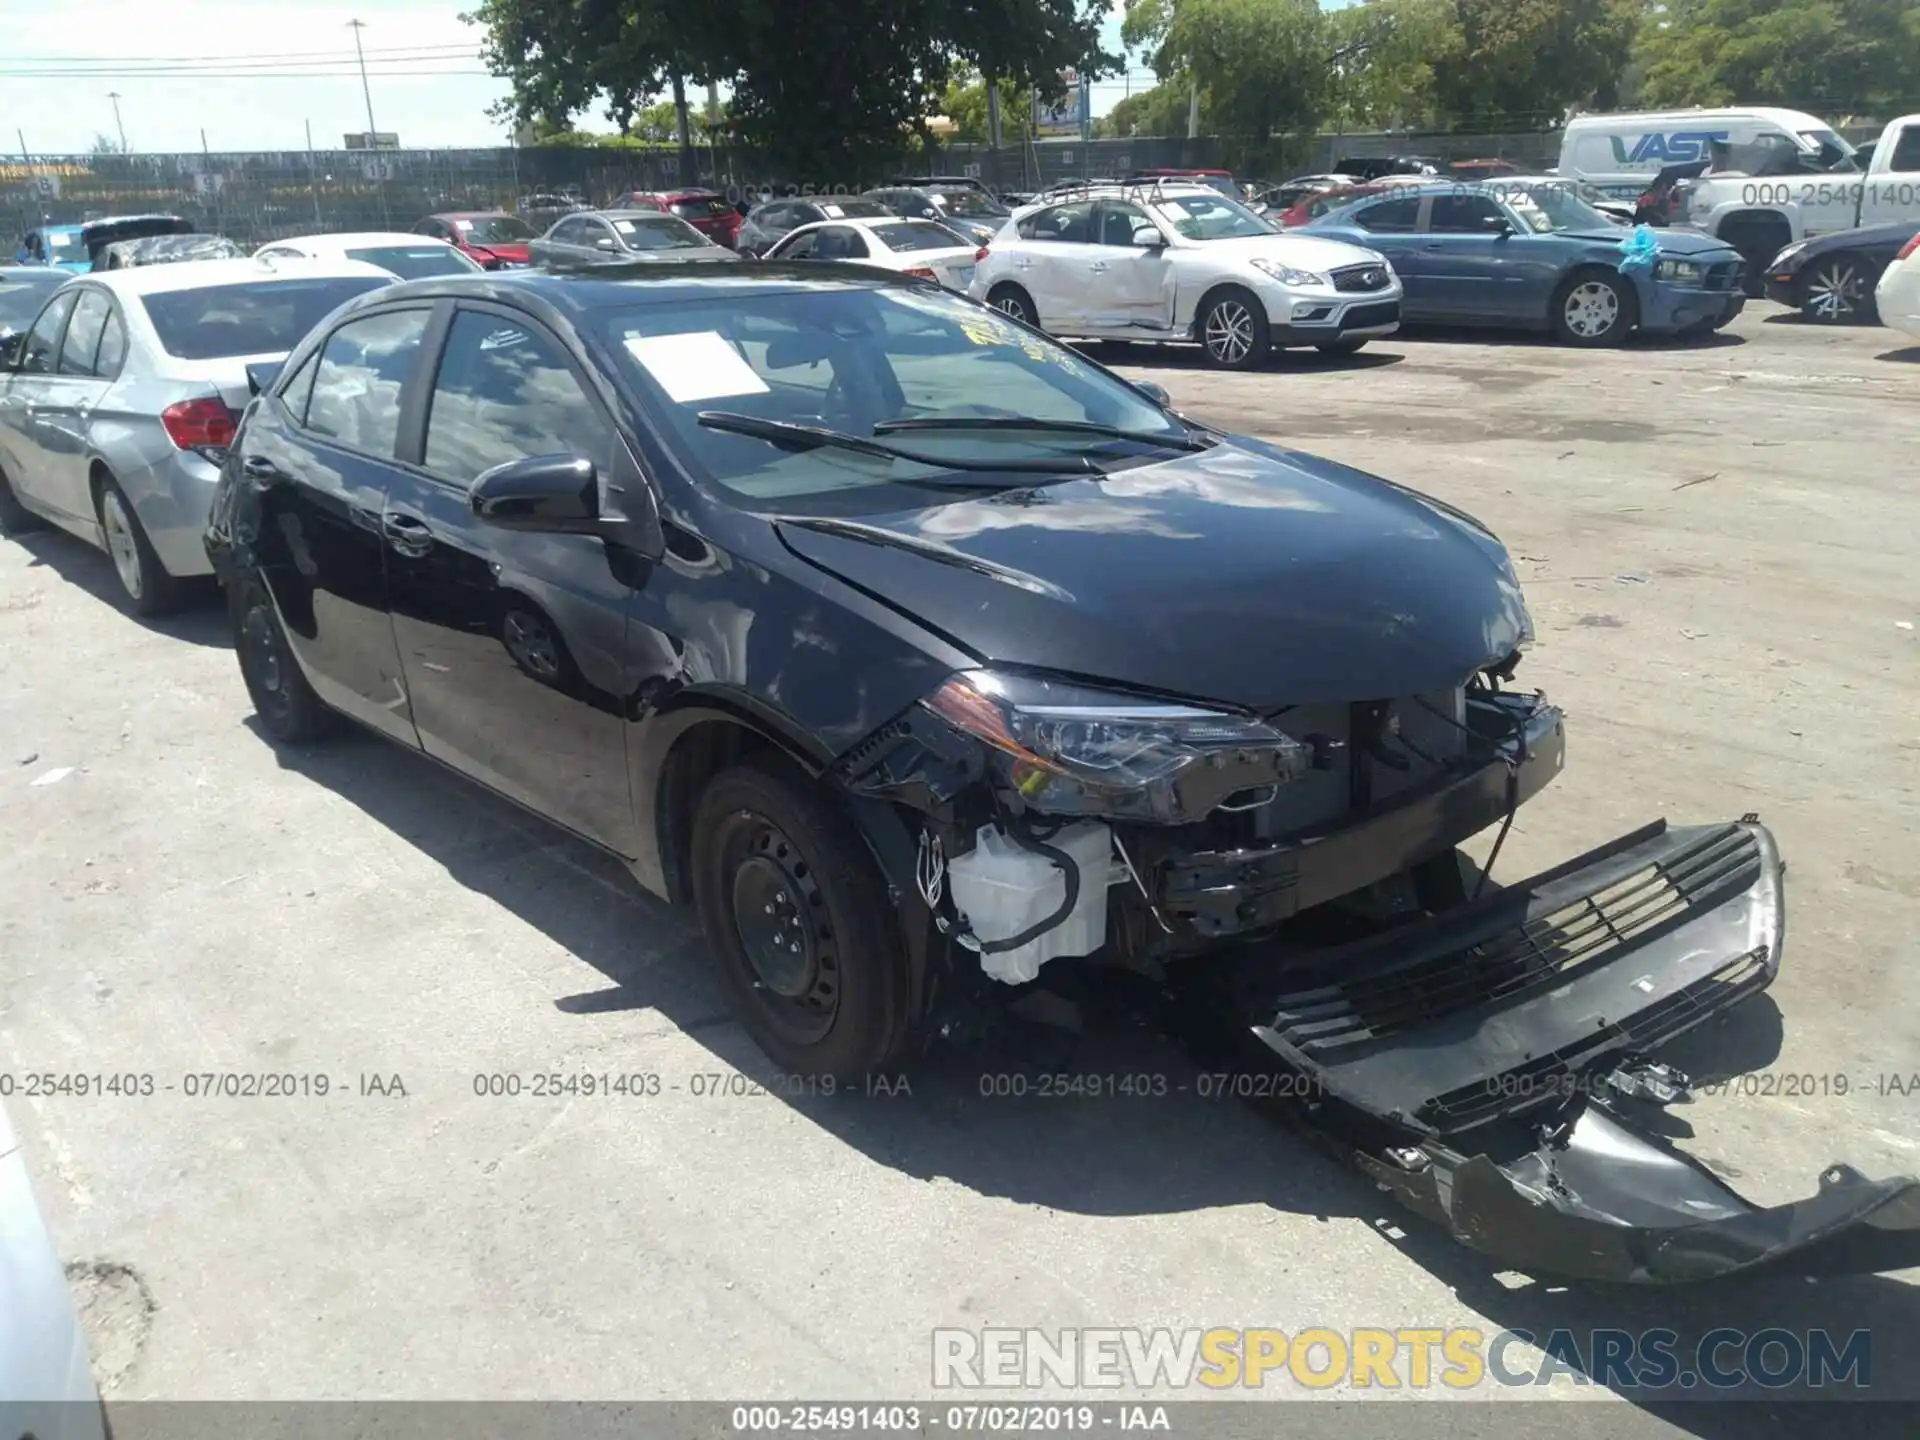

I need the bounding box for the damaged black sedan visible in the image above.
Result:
[203,263,1920,1284]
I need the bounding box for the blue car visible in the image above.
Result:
[1302,179,1746,345]
[15,215,194,274]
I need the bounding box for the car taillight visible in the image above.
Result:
[1898,234,1920,261]
[161,396,237,453]
[974,246,990,262]
[904,266,939,281]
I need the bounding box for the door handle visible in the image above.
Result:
[381,512,435,556]
[242,455,284,481]
[1423,242,1445,249]
[1088,261,1110,273]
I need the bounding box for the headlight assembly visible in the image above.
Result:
[1249,257,1329,288]
[922,669,1309,824]
[1655,258,1704,283]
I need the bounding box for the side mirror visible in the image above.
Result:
[1133,379,1171,406]
[1134,226,1166,249]
[0,333,24,370]
[246,360,283,397]
[1481,215,1514,236]
[594,235,617,251]
[471,455,609,536]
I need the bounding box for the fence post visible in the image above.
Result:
[305,120,323,228]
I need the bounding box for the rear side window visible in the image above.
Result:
[58,290,113,376]
[1890,126,1920,172]
[139,276,392,360]
[423,311,613,480]
[670,197,734,220]
[19,291,75,374]
[1355,196,1421,232]
[1428,194,1505,233]
[345,245,477,279]
[811,227,870,260]
[302,308,430,456]
[94,310,127,375]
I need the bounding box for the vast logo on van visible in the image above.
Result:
[1609,130,1731,164]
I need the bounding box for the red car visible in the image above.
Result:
[412,212,538,269]
[611,189,742,248]
[1277,183,1391,228]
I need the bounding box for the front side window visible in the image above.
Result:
[139,276,393,361]
[302,308,430,456]
[1021,203,1094,243]
[1427,194,1507,234]
[774,231,818,259]
[424,311,613,481]
[1095,203,1155,247]
[1354,196,1422,233]
[19,291,76,374]
[58,290,113,376]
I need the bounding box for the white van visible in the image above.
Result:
[1557,107,1857,197]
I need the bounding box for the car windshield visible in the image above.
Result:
[0,276,62,330]
[599,284,1189,515]
[933,190,1009,218]
[1502,184,1618,234]
[459,216,535,243]
[614,216,712,250]
[1154,193,1275,240]
[347,245,478,279]
[140,276,392,359]
[871,221,968,252]
[1798,130,1861,173]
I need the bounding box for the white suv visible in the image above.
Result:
[968,182,1402,368]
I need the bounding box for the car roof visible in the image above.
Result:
[358,263,908,318]
[265,232,453,250]
[83,254,396,296]
[591,209,697,223]
[432,210,513,219]
[1562,106,1831,131]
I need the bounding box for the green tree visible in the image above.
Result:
[1098,82,1198,138]
[939,71,1033,143]
[1325,0,1464,130]
[1426,0,1639,127]
[1144,0,1329,142]
[1635,0,1920,113]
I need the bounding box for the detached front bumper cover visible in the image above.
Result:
[1249,817,1920,1283]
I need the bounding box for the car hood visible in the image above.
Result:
[773,438,1530,710]
[1191,233,1382,269]
[1566,227,1735,258]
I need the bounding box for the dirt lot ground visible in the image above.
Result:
[2,302,1916,1431]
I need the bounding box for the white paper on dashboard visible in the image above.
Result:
[622,332,771,403]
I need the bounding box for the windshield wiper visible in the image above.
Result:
[873,415,1215,452]
[696,411,1098,474]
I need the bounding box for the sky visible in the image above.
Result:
[5,0,1164,156]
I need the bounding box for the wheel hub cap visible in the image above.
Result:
[101,493,141,598]
[241,603,282,694]
[1205,302,1254,362]
[1566,283,1619,337]
[1808,262,1858,319]
[732,855,816,997]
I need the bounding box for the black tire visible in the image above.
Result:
[1314,337,1368,357]
[1550,271,1636,347]
[94,474,181,616]
[0,464,44,535]
[986,283,1040,329]
[691,758,912,1079]
[230,570,336,743]
[1798,252,1878,325]
[1197,286,1271,369]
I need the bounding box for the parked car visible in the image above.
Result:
[0,266,70,346]
[611,189,744,249]
[764,216,980,290]
[414,212,537,269]
[861,185,1011,247]
[197,262,1920,1284]
[738,196,896,257]
[0,256,396,612]
[971,181,1401,366]
[1763,219,1920,323]
[881,174,993,195]
[1634,160,1711,226]
[1252,174,1358,214]
[515,194,591,235]
[0,1101,106,1440]
[1126,167,1237,197]
[99,234,248,269]
[1274,176,1430,228]
[256,231,484,280]
[529,210,740,268]
[15,215,194,273]
[1302,179,1744,344]
[1333,155,1442,181]
[1872,231,1920,341]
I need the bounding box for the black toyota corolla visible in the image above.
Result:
[204,263,1920,1284]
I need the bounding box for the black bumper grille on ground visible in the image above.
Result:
[1331,263,1393,293]
[1340,299,1400,329]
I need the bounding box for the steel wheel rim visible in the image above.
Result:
[1807,261,1859,320]
[1205,300,1255,363]
[722,816,839,1043]
[504,610,560,680]
[240,600,286,709]
[1565,281,1620,338]
[100,491,143,599]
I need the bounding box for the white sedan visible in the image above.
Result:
[763,216,981,292]
[1876,233,1920,342]
[968,182,1402,368]
[254,231,483,280]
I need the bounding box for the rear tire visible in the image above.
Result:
[95,475,181,616]
[1551,272,1636,346]
[987,283,1040,329]
[231,570,335,744]
[1197,286,1271,369]
[0,465,43,535]
[691,758,912,1079]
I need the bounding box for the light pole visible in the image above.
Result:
[347,18,391,226]
[107,92,128,152]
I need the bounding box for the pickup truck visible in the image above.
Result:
[1680,113,1920,290]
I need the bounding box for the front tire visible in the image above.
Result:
[1198,287,1271,369]
[691,759,912,1079]
[1551,273,1635,346]
[95,475,180,616]
[1799,253,1875,324]
[231,571,335,743]
[986,283,1040,329]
